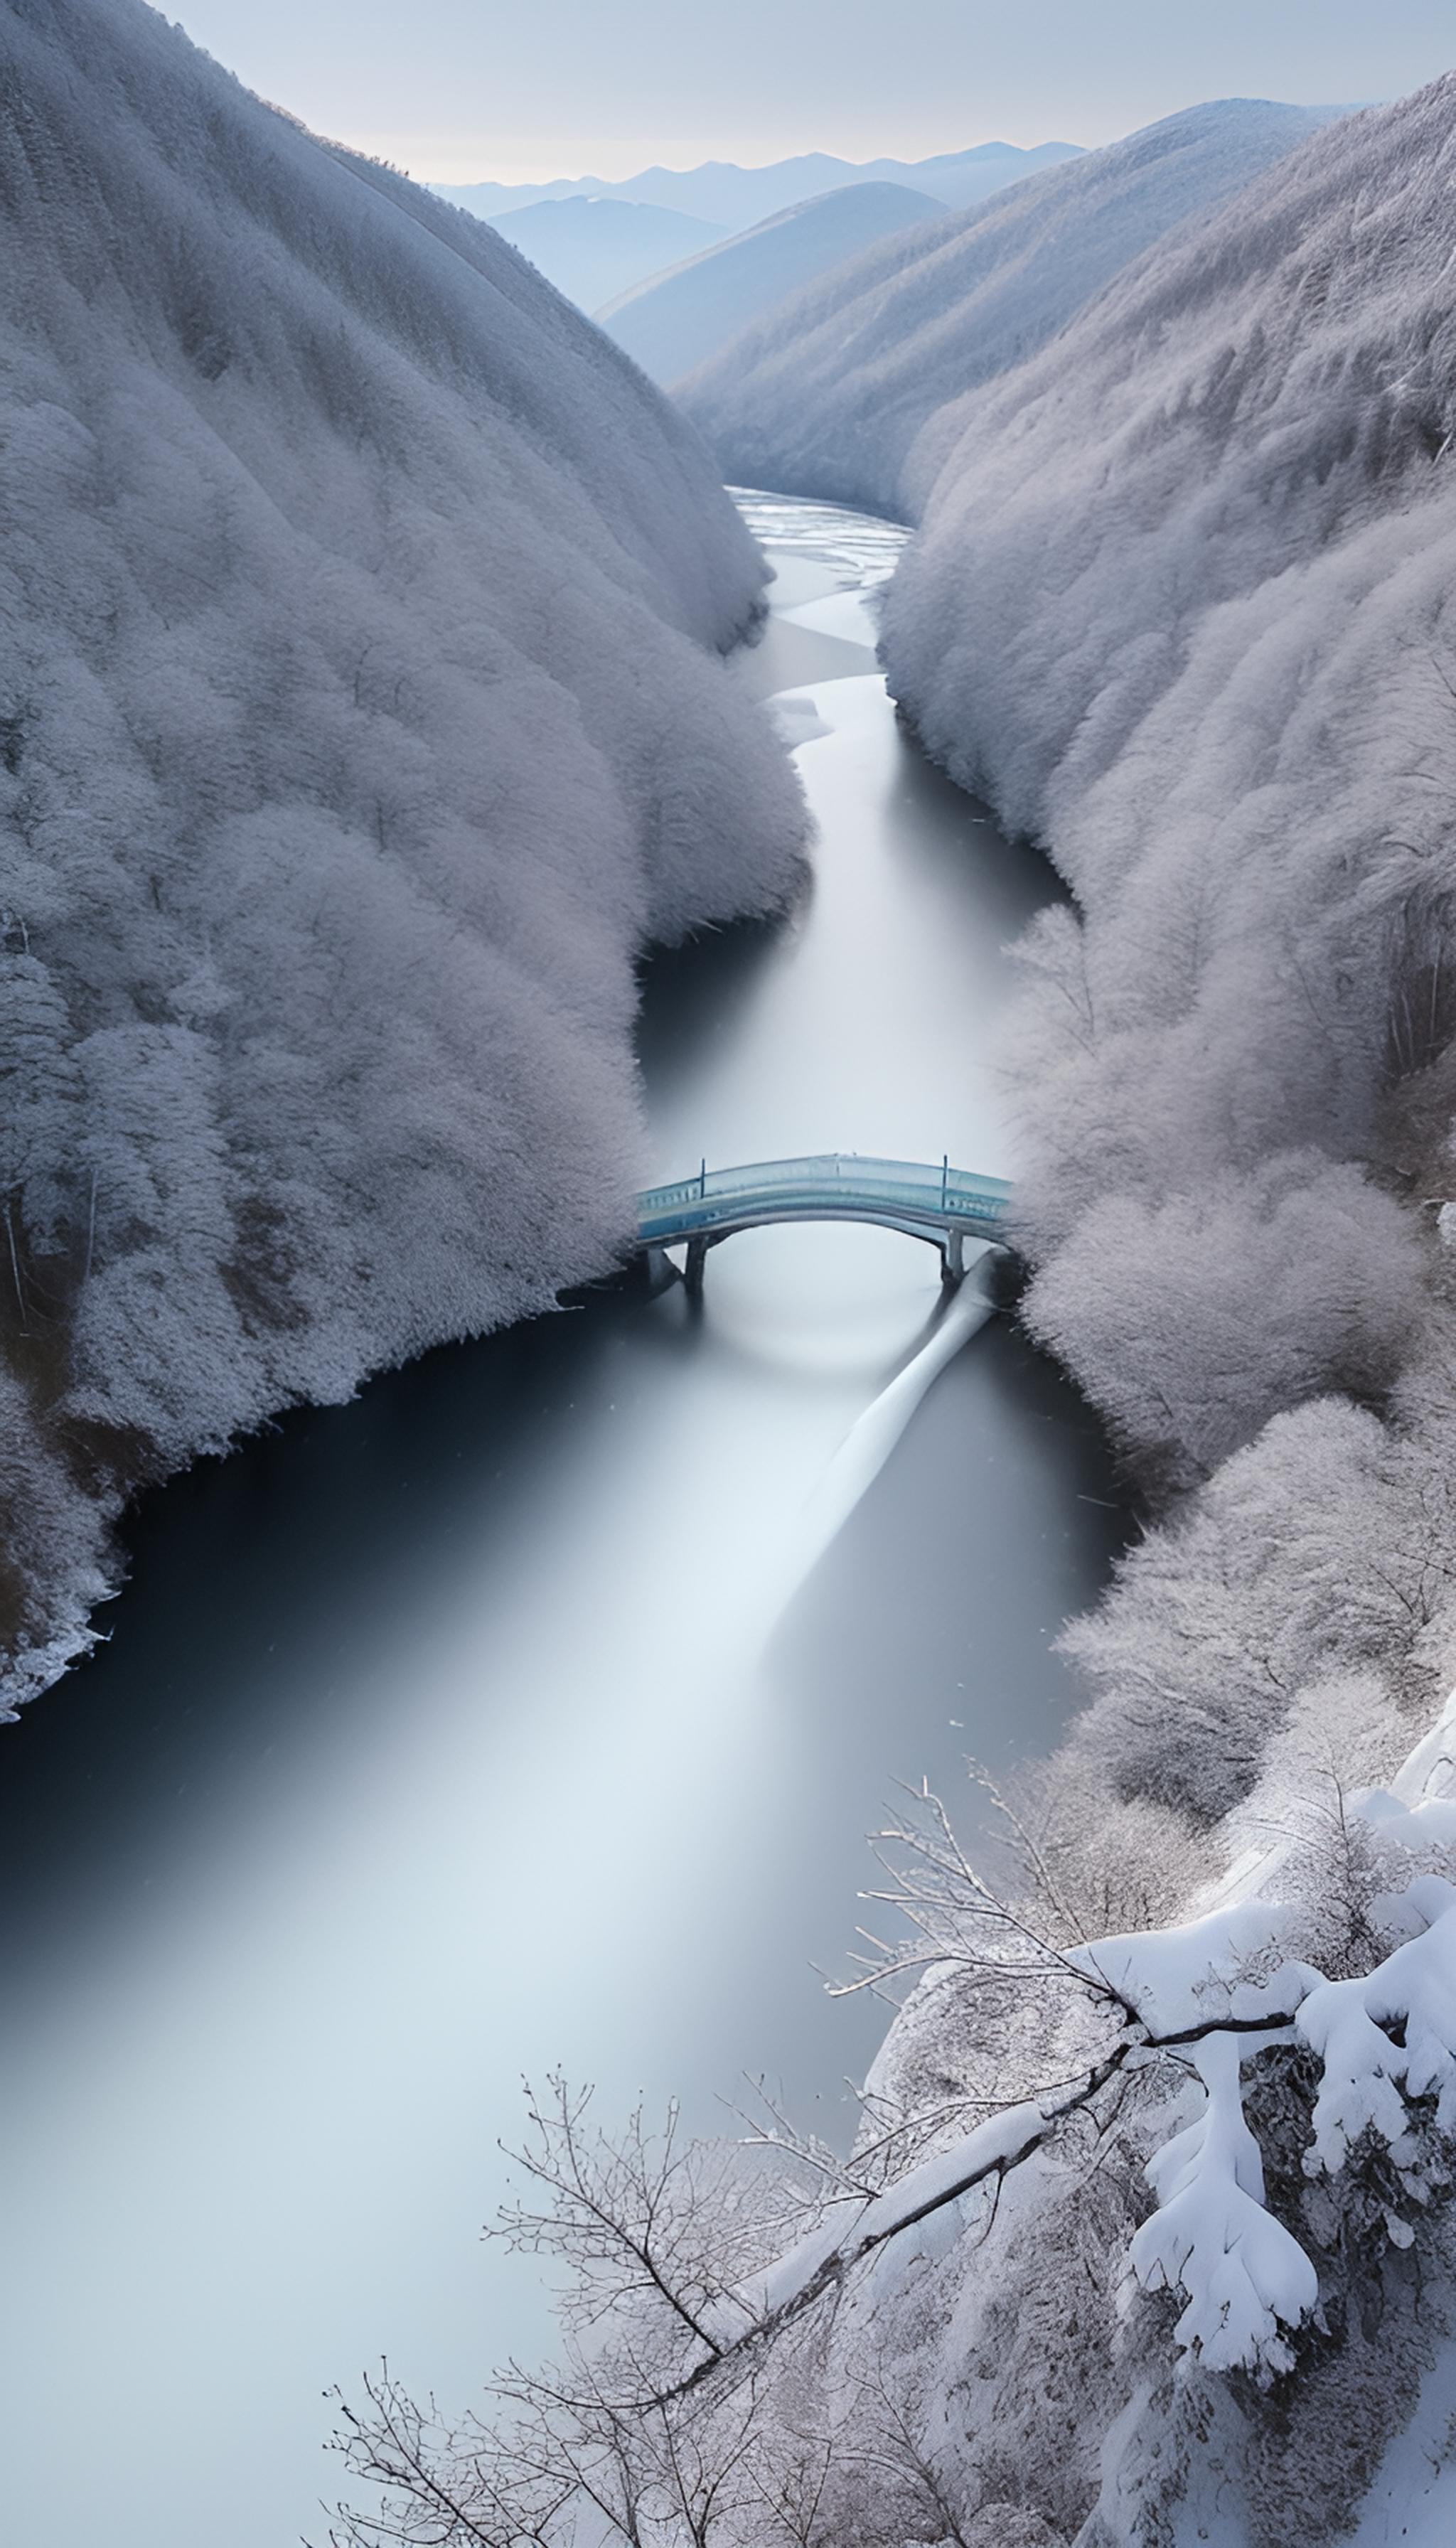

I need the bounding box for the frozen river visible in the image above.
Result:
[0,493,1125,2548]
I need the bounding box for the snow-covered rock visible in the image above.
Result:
[678,102,1327,518]
[0,0,806,1710]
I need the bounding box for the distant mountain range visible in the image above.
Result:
[434,138,1083,232]
[597,181,947,384]
[677,100,1332,516]
[488,196,725,310]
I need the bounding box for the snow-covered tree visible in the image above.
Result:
[328,1698,1456,2547]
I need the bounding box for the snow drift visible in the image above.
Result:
[0,0,806,1710]
[599,182,946,388]
[678,101,1327,519]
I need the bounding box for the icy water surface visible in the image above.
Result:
[0,493,1126,2548]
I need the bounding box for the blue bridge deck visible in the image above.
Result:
[634,1153,1013,1289]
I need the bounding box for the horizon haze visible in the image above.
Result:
[169,0,1453,181]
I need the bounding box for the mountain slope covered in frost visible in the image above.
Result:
[599,182,946,386]
[0,0,806,1712]
[884,71,1456,1410]
[678,100,1327,518]
[853,70,1456,2537]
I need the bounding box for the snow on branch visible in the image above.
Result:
[685,2052,1134,2388]
[1128,2035,1317,2375]
[688,1780,1456,2392]
[331,1713,1456,2546]
[1300,1875,1456,2172]
[1070,1897,1314,2036]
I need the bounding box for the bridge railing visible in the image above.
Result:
[636,1153,1014,1240]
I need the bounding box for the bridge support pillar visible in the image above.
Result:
[684,1235,709,1300]
[641,1244,677,1297]
[941,1226,966,1288]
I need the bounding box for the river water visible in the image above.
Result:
[0,495,1125,2548]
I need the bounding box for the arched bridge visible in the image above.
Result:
[635,1153,1014,1294]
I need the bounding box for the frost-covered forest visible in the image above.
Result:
[0,0,807,1711]
[333,74,1456,2548]
[676,100,1327,519]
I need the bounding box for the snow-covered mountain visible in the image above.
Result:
[678,100,1329,515]
[832,74,1456,2528]
[486,196,725,312]
[884,73,1456,1343]
[599,182,946,386]
[0,0,805,1712]
[436,139,1083,232]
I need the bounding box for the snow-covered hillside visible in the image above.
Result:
[599,182,946,387]
[884,73,1456,1436]
[860,72,1456,2535]
[678,101,1327,518]
[0,0,806,1711]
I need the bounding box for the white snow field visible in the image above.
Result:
[0,0,806,1711]
[598,181,948,387]
[678,101,1327,518]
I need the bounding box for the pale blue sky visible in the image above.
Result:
[173,0,1456,182]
